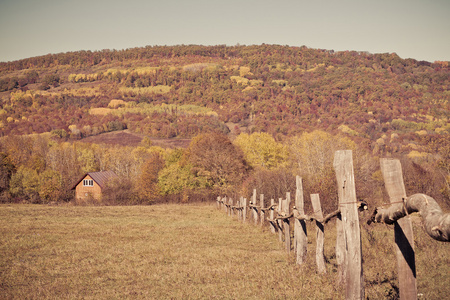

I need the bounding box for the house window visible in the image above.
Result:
[83,179,94,187]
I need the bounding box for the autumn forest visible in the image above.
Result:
[0,44,448,213]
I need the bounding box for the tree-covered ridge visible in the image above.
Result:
[0,44,449,155]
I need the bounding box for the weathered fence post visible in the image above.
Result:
[311,193,326,274]
[284,192,291,253]
[260,194,265,226]
[294,176,307,265]
[239,197,243,221]
[333,150,364,300]
[232,198,236,218]
[278,198,283,242]
[222,197,227,213]
[243,198,248,223]
[336,210,346,285]
[236,198,239,219]
[380,158,417,300]
[269,198,276,233]
[252,189,258,225]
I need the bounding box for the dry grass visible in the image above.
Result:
[89,103,218,118]
[89,107,112,116]
[119,85,171,95]
[0,204,448,299]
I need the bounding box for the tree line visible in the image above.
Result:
[0,131,448,214]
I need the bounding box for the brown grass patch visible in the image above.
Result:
[79,130,191,148]
[89,107,112,116]
[0,205,448,299]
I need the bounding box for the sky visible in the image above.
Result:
[1,0,449,63]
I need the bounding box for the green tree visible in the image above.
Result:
[158,148,209,196]
[158,163,200,195]
[25,70,39,84]
[41,74,60,89]
[9,166,40,202]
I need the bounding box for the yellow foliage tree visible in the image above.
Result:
[289,130,356,212]
[77,148,99,173]
[234,132,288,170]
[39,169,62,203]
[289,130,356,178]
[9,166,40,201]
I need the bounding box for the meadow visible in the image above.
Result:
[0,204,448,299]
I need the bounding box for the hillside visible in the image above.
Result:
[0,45,448,207]
[1,45,448,151]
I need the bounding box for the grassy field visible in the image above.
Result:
[0,204,448,299]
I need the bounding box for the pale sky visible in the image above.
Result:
[1,0,449,63]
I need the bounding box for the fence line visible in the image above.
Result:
[216,150,448,300]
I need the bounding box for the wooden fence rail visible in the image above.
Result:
[216,151,449,300]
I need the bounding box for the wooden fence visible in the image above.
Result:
[216,150,449,300]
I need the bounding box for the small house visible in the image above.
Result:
[71,171,118,201]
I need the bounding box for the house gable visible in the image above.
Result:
[72,171,118,201]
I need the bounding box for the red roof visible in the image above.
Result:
[71,171,118,190]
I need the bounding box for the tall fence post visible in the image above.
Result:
[380,158,417,300]
[333,150,364,300]
[311,193,326,274]
[294,176,307,265]
[284,192,291,253]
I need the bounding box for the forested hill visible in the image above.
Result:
[0,44,449,155]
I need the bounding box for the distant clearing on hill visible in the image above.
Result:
[79,130,191,148]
